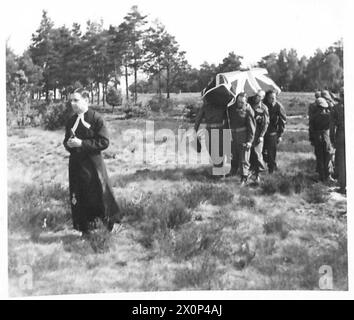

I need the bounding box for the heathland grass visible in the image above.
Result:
[7,92,347,296]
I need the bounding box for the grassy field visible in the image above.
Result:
[7,92,347,296]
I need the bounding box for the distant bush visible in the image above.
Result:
[42,102,72,130]
[146,95,175,112]
[106,87,123,112]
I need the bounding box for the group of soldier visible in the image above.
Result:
[194,89,286,185]
[308,89,346,193]
[194,87,346,193]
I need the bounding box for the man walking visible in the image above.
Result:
[227,92,256,185]
[262,90,287,173]
[309,97,335,183]
[249,90,269,183]
[332,88,346,193]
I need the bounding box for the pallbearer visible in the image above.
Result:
[63,88,120,235]
[332,88,346,193]
[194,97,228,174]
[262,90,287,173]
[227,92,256,185]
[249,90,269,183]
[309,97,335,183]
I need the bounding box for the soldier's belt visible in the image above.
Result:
[267,132,278,136]
[231,127,247,133]
[207,123,224,128]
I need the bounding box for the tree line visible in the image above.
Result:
[6,5,344,108]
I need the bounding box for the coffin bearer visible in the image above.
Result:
[227,92,256,185]
[309,97,335,183]
[332,88,346,193]
[63,88,120,235]
[249,90,269,183]
[194,97,228,174]
[262,90,287,173]
[309,91,322,174]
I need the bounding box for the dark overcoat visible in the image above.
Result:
[63,109,120,232]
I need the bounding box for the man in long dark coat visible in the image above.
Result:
[63,88,120,234]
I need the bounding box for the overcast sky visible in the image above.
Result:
[2,0,349,68]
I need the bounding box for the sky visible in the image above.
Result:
[2,0,348,69]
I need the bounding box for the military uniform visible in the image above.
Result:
[63,109,120,233]
[262,100,286,173]
[332,100,346,192]
[309,98,334,181]
[194,100,228,168]
[227,101,256,179]
[250,101,269,176]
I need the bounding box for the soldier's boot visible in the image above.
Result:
[240,175,248,186]
[225,166,238,178]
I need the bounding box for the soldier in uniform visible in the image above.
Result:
[309,97,335,183]
[227,92,256,184]
[249,90,269,183]
[194,97,228,175]
[332,88,346,193]
[262,90,287,173]
[63,88,120,235]
[309,91,322,174]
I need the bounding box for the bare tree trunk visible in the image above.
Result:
[166,64,170,99]
[134,61,138,104]
[125,64,129,102]
[158,71,162,98]
[97,82,100,105]
[102,82,105,107]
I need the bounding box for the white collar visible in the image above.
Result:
[71,111,91,134]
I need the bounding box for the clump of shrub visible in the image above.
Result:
[304,183,330,203]
[42,102,73,130]
[8,183,71,239]
[177,183,234,208]
[261,172,312,195]
[173,255,219,290]
[172,223,222,261]
[238,195,257,209]
[120,192,192,248]
[85,219,113,254]
[263,215,289,239]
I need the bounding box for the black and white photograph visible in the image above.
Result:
[2,0,353,298]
